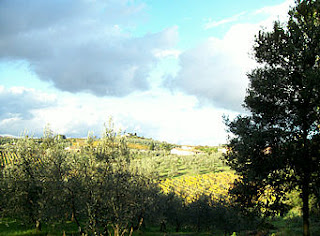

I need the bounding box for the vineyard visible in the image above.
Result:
[0,151,18,167]
[159,172,237,204]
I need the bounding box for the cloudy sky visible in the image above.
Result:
[0,0,295,145]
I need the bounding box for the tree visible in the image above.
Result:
[0,120,163,235]
[1,135,45,230]
[0,128,76,232]
[74,119,161,236]
[225,1,320,235]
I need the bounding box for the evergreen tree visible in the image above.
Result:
[225,1,320,235]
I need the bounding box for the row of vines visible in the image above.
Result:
[159,172,237,204]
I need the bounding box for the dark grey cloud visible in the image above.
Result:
[0,0,178,96]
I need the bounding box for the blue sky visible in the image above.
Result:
[0,0,294,145]
[138,0,288,45]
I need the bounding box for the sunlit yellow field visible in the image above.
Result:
[159,172,237,204]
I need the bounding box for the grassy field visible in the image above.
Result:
[0,218,216,236]
[1,217,319,236]
[0,218,79,236]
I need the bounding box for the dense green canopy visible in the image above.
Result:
[225,1,320,236]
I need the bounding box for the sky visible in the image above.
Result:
[0,0,295,145]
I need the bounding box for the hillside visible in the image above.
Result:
[0,134,318,235]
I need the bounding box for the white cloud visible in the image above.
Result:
[254,0,295,19]
[204,11,247,29]
[153,49,181,59]
[0,85,232,145]
[171,0,294,112]
[171,24,256,112]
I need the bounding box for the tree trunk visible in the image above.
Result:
[175,218,181,232]
[302,174,310,236]
[70,190,84,234]
[128,227,134,236]
[35,220,41,231]
[133,215,144,231]
[160,220,166,232]
[113,225,120,236]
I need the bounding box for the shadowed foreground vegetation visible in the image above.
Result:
[0,124,253,236]
[1,123,320,236]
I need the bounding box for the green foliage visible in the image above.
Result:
[7,119,320,234]
[149,141,155,151]
[0,122,163,236]
[0,218,81,236]
[196,146,218,154]
[225,1,320,235]
[0,120,261,235]
[151,193,256,235]
[0,136,16,145]
[158,141,175,151]
[125,135,176,152]
[130,150,227,179]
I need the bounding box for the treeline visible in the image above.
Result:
[0,124,259,235]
